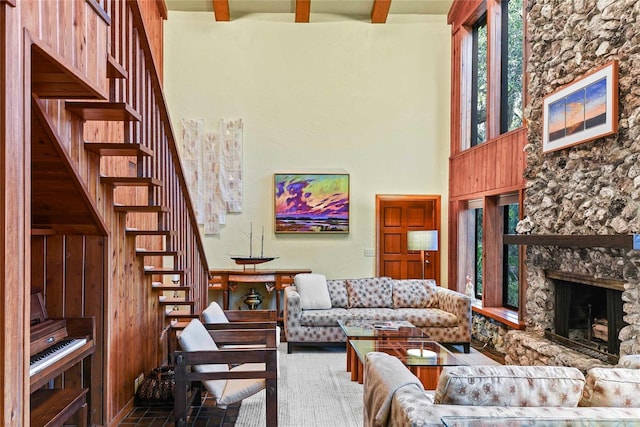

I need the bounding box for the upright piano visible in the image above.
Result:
[29,293,95,427]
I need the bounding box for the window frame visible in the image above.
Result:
[499,0,524,134]
[471,13,488,147]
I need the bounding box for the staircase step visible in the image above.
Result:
[101,176,162,187]
[152,282,191,293]
[165,310,198,319]
[144,267,183,275]
[107,54,128,79]
[158,297,194,306]
[126,228,175,237]
[114,205,169,213]
[85,142,152,157]
[66,101,141,121]
[137,249,181,257]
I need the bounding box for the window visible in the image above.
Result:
[474,208,483,298]
[500,0,524,133]
[503,203,519,308]
[471,15,488,146]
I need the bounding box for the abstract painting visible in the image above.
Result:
[274,173,349,233]
[543,60,618,153]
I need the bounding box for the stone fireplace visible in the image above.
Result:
[547,270,625,360]
[509,0,640,366]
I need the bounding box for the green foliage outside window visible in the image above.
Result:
[502,0,524,132]
[504,204,519,308]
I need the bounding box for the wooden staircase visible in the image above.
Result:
[69,71,199,325]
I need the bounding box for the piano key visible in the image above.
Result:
[29,338,87,376]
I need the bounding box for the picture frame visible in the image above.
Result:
[274,173,349,234]
[542,60,618,153]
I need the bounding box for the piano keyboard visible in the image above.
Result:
[29,338,87,377]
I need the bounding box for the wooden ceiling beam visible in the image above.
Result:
[212,0,230,21]
[371,0,392,24]
[295,0,311,23]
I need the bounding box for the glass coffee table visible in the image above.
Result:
[338,319,425,380]
[350,338,467,389]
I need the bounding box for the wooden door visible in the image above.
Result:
[376,195,441,282]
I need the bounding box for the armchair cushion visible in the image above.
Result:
[346,277,393,308]
[202,302,229,323]
[178,319,227,399]
[434,365,585,407]
[294,273,332,310]
[218,363,267,406]
[392,279,438,308]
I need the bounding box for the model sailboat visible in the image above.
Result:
[230,223,278,267]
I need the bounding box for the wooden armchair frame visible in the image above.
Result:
[173,326,278,427]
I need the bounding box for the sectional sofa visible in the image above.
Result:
[283,274,472,353]
[363,352,640,427]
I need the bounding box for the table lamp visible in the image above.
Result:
[407,230,438,279]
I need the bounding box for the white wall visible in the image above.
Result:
[164,12,451,283]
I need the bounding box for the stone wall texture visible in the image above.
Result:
[524,0,640,356]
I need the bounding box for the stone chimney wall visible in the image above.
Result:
[523,0,640,355]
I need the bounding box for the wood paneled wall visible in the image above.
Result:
[2,1,210,425]
[446,0,527,292]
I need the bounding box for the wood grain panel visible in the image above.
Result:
[383,207,401,227]
[383,233,402,255]
[449,128,526,199]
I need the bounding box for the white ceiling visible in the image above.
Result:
[165,0,453,18]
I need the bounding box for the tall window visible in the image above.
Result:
[474,208,483,298]
[471,15,488,146]
[500,0,524,133]
[503,203,519,308]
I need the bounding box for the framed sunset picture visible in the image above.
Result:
[542,60,618,153]
[274,173,350,234]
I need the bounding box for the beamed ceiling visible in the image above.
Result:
[165,0,453,23]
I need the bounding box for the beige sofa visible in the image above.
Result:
[284,275,471,354]
[363,352,640,427]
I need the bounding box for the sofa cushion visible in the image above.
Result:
[327,279,349,308]
[346,277,393,308]
[347,308,403,321]
[394,308,458,327]
[434,365,585,407]
[580,367,640,407]
[294,273,332,310]
[299,308,352,327]
[392,279,438,308]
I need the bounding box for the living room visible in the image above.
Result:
[2,0,640,426]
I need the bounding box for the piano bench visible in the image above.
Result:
[31,388,88,427]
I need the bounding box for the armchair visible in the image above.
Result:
[173,319,278,427]
[202,302,280,346]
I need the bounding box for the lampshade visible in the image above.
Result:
[407,230,438,251]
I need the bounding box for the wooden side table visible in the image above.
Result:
[209,269,311,322]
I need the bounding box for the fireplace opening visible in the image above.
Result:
[548,271,626,359]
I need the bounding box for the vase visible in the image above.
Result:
[243,288,262,310]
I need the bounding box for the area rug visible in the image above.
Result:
[234,343,498,427]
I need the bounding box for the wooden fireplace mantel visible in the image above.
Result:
[503,234,640,250]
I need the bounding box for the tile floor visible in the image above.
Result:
[118,395,241,427]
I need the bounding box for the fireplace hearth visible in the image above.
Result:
[547,270,625,359]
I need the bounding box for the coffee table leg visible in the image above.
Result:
[346,341,352,372]
[412,366,442,390]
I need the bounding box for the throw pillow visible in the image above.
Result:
[346,277,393,308]
[294,273,332,310]
[327,279,349,308]
[392,279,438,308]
[177,319,228,399]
